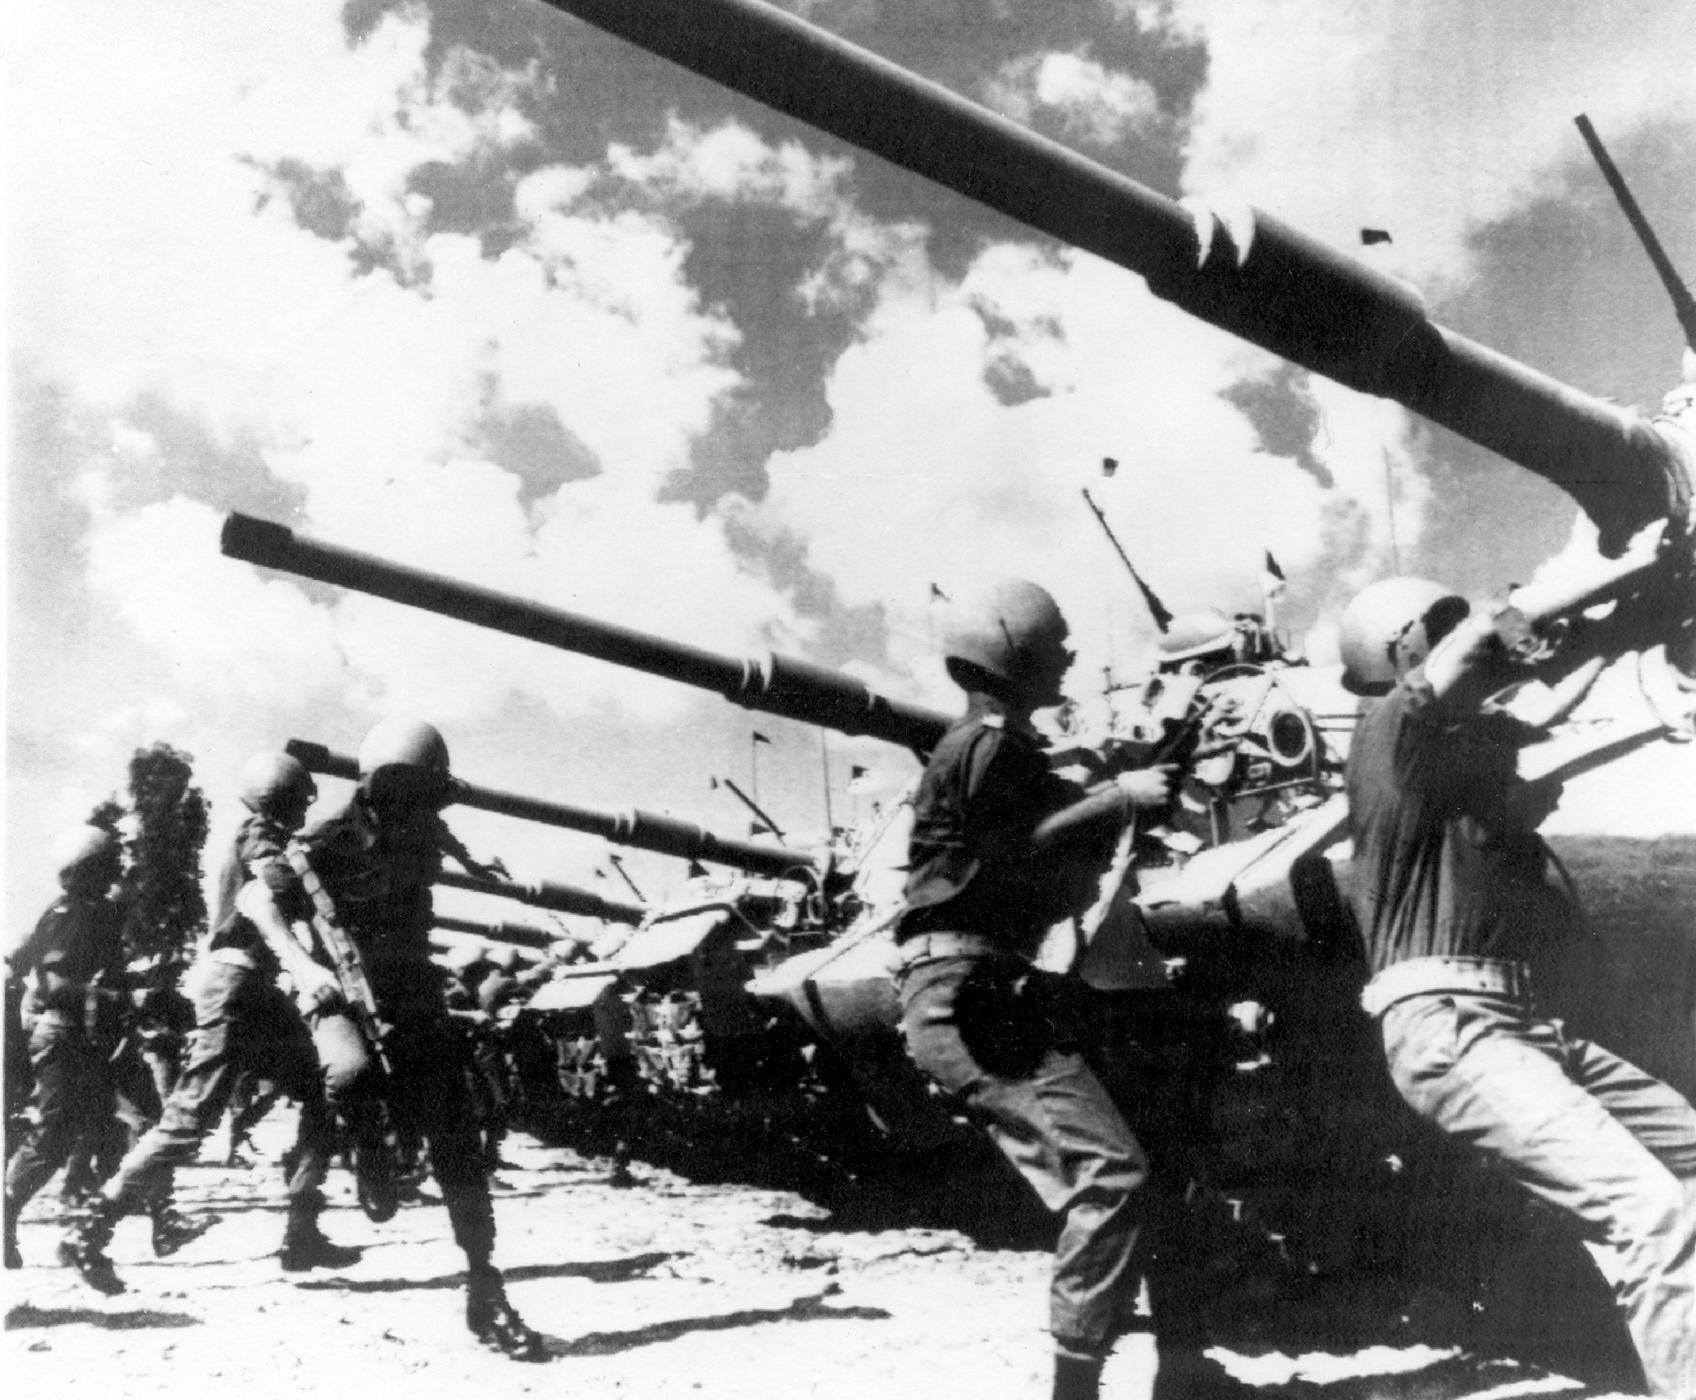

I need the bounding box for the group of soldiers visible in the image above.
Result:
[5,576,1696,1396]
[5,719,548,1360]
[888,576,1695,1400]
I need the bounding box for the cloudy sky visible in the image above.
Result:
[8,0,1695,931]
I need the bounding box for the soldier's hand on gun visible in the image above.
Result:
[1116,763,1178,811]
[292,962,343,1017]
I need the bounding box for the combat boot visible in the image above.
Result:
[1052,1353,1104,1400]
[58,1201,124,1296]
[465,1264,547,1362]
[278,1196,362,1272]
[353,1137,399,1223]
[150,1200,220,1258]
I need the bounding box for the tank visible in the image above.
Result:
[288,737,822,881]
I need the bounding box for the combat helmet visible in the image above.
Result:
[357,718,453,816]
[1339,577,1470,695]
[237,751,317,825]
[941,578,1074,707]
[53,825,121,896]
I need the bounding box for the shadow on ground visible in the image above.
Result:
[543,1287,891,1358]
[6,1302,201,1331]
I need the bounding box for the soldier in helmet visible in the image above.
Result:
[891,578,1180,1400]
[233,718,546,1361]
[63,752,360,1292]
[1340,578,1696,1400]
[4,827,201,1275]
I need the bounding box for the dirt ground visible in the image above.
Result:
[4,1111,1651,1400]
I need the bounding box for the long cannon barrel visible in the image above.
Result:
[223,514,950,754]
[434,914,581,954]
[288,739,821,879]
[537,0,1684,553]
[438,868,648,925]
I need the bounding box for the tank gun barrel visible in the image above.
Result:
[222,514,949,754]
[433,914,582,954]
[287,738,821,879]
[537,0,1684,553]
[437,868,648,925]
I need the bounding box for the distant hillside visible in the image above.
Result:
[1545,835,1696,1100]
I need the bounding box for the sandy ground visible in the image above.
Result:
[4,1113,1650,1400]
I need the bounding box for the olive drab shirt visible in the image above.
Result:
[898,693,1111,959]
[11,894,129,1026]
[1345,672,1581,975]
[208,812,298,980]
[292,794,446,991]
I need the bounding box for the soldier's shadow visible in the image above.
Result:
[542,1287,890,1358]
[6,1302,200,1331]
[289,1251,677,1292]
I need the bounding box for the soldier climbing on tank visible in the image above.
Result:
[5,828,208,1279]
[1340,577,1696,1400]
[890,577,1192,1400]
[63,752,362,1291]
[233,719,546,1361]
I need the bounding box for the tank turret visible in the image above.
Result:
[220,515,950,755]
[288,738,822,880]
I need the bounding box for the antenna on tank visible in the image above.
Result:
[1575,113,1696,352]
[1081,486,1174,633]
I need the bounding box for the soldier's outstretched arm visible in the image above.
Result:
[436,819,510,881]
[1422,613,1527,715]
[1030,765,1177,854]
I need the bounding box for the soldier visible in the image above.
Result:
[1340,579,1696,1400]
[63,753,360,1292]
[232,719,545,1361]
[890,578,1180,1400]
[441,944,513,1174]
[4,828,206,1275]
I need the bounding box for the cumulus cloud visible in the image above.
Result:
[748,241,1356,711]
[987,50,1162,148]
[1167,0,1696,291]
[81,492,347,709]
[13,0,1694,929]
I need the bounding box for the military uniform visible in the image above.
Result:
[285,794,504,1293]
[92,813,343,1262]
[4,888,133,1262]
[894,693,1155,1379]
[1348,672,1696,1399]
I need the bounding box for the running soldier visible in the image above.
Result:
[240,718,545,1361]
[4,828,204,1276]
[63,752,359,1292]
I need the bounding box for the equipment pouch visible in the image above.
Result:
[953,962,1055,1079]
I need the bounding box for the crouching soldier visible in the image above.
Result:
[63,753,360,1292]
[239,719,545,1361]
[4,828,203,1277]
[892,578,1180,1400]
